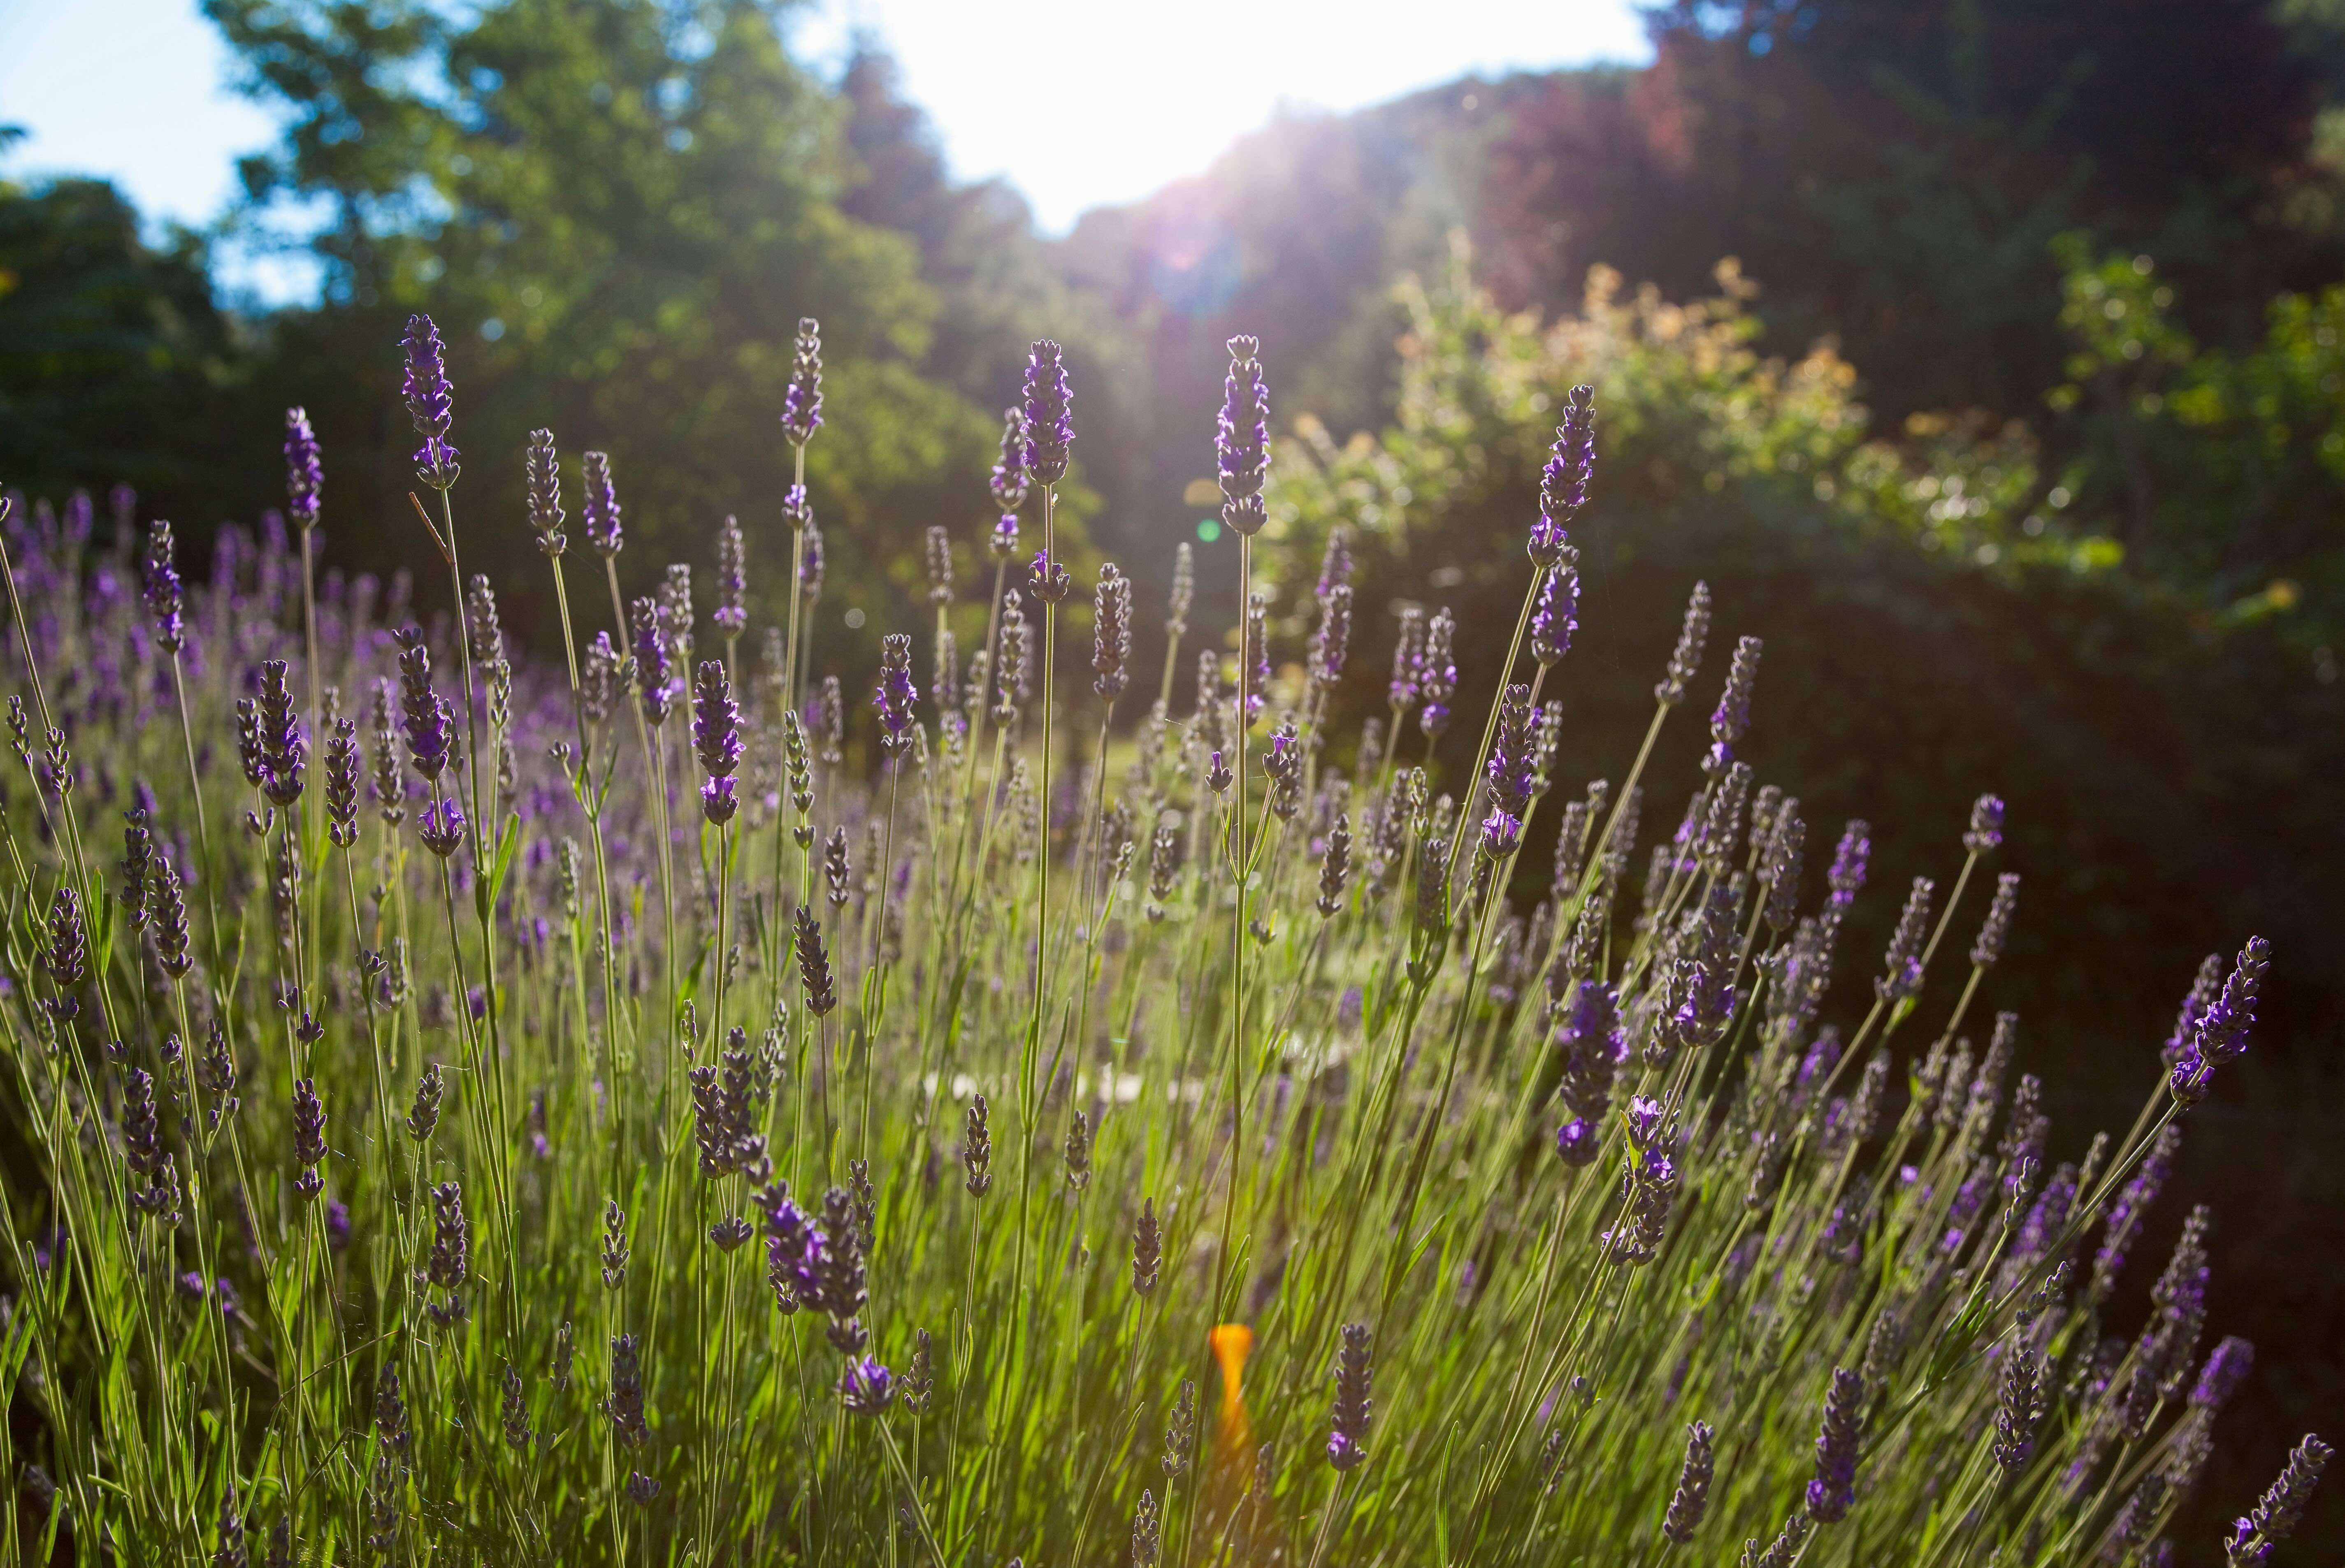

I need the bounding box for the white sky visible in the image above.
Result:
[0,0,1650,295]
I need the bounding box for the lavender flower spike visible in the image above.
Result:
[1661,1420,1715,1544]
[285,407,322,533]
[713,516,746,635]
[2227,1433,2331,1565]
[400,314,461,489]
[582,450,622,558]
[1874,877,1934,1002]
[1655,580,1712,706]
[1328,1321,1372,1471]
[2171,935,2272,1105]
[631,597,674,726]
[693,661,743,824]
[1217,335,1270,536]
[873,634,918,755]
[991,406,1030,513]
[1022,339,1073,486]
[2190,1337,2254,1411]
[1093,564,1132,700]
[1531,384,1595,566]
[1529,552,1579,667]
[780,317,822,447]
[143,521,186,653]
[1806,1366,1865,1523]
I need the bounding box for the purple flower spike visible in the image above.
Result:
[1327,1322,1372,1472]
[580,450,622,558]
[1417,609,1457,741]
[873,634,918,755]
[1530,385,1595,565]
[990,406,1030,513]
[1806,1367,1866,1524]
[2191,1336,2254,1411]
[400,314,461,489]
[631,598,675,725]
[142,522,185,654]
[713,516,747,636]
[1022,339,1074,486]
[693,661,743,823]
[2170,935,2272,1105]
[284,407,323,533]
[1827,820,1871,912]
[392,628,453,780]
[780,318,823,447]
[1486,684,1536,818]
[1217,336,1270,536]
[1529,557,1579,667]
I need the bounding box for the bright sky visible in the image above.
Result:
[0,0,1650,294]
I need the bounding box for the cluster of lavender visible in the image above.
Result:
[0,311,2319,1568]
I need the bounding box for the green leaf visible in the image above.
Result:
[487,811,522,909]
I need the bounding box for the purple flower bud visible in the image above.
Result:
[1556,1116,1599,1166]
[284,407,322,532]
[419,795,467,859]
[840,1356,893,1415]
[1479,807,1521,860]
[1963,792,2005,853]
[990,510,1021,563]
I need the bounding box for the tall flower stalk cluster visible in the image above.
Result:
[0,311,2315,1568]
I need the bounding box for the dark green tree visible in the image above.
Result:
[0,165,251,514]
[206,0,996,648]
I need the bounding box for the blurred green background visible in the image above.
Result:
[4,1,2343,1557]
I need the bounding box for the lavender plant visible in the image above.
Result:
[0,315,2317,1568]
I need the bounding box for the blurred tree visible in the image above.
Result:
[0,169,252,515]
[1481,0,2340,423]
[204,0,996,657]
